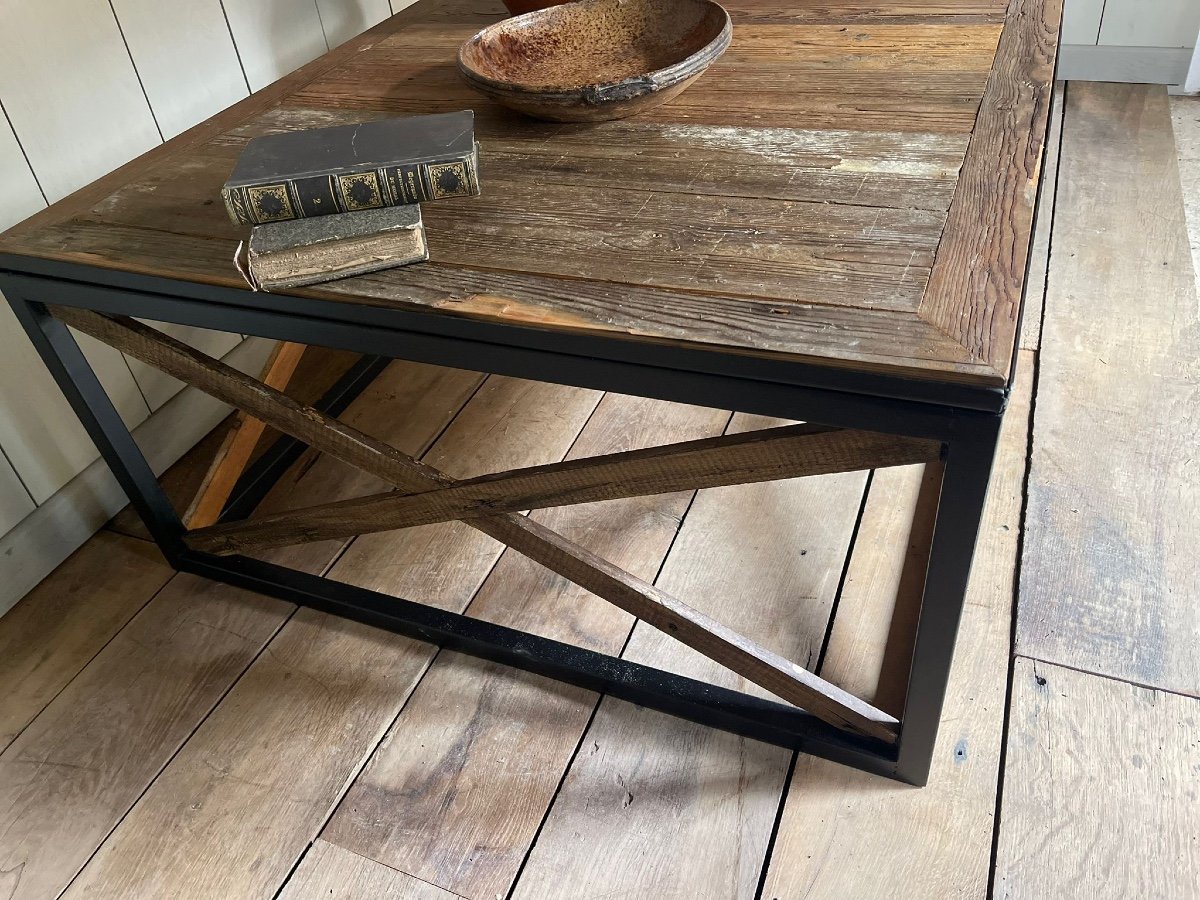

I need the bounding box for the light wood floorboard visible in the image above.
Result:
[1017,83,1200,697]
[995,658,1200,900]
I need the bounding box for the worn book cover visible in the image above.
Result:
[245,205,428,291]
[222,110,479,226]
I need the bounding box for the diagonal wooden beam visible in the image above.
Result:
[187,424,942,556]
[53,306,901,742]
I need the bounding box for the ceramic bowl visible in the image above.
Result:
[458,0,732,123]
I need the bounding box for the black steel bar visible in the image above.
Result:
[3,292,188,562]
[177,549,902,777]
[892,417,1001,785]
[0,262,1009,415]
[0,272,996,439]
[219,353,390,523]
[2,262,1011,784]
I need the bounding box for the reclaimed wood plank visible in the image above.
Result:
[279,840,464,900]
[82,158,945,311]
[1017,84,1200,696]
[184,341,307,529]
[0,0,1054,392]
[507,416,869,900]
[319,396,728,897]
[188,425,940,556]
[204,105,971,212]
[62,378,602,900]
[0,575,288,900]
[13,220,996,386]
[920,0,1062,378]
[0,532,173,752]
[0,360,480,900]
[718,0,1007,24]
[759,350,1033,899]
[995,659,1200,899]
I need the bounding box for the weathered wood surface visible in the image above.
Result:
[1017,84,1200,697]
[0,532,172,751]
[62,309,899,737]
[0,361,480,900]
[325,408,865,899]
[920,0,1061,377]
[106,345,362,540]
[188,424,940,556]
[760,350,1033,899]
[1019,80,1065,351]
[995,659,1200,899]
[0,0,1059,389]
[509,415,868,899]
[321,393,730,898]
[184,340,306,529]
[58,379,597,900]
[279,841,464,900]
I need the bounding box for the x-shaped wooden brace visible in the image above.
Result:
[55,306,945,745]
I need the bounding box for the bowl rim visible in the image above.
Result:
[456,0,732,104]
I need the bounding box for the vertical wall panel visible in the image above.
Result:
[1062,0,1105,45]
[111,0,249,139]
[0,107,151,506]
[315,0,393,48]
[1098,0,1200,49]
[125,324,242,412]
[0,452,33,536]
[223,0,330,91]
[0,0,161,201]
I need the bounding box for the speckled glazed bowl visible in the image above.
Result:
[458,0,732,122]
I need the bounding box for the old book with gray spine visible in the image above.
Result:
[246,205,428,291]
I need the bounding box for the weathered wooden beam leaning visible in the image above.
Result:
[51,305,902,743]
[186,424,942,555]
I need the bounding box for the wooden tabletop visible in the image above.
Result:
[0,0,1060,390]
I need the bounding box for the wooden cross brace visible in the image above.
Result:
[54,306,944,745]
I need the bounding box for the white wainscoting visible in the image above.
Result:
[1062,0,1200,85]
[0,0,405,614]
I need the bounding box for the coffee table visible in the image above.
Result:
[0,0,1059,785]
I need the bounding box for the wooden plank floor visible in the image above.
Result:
[1,83,1198,899]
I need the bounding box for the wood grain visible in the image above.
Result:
[321,393,729,898]
[1018,80,1065,352]
[920,0,1062,379]
[279,841,464,900]
[0,574,288,900]
[0,0,1058,390]
[188,424,940,556]
[0,360,480,900]
[15,220,996,385]
[995,659,1200,900]
[759,350,1033,900]
[0,532,172,751]
[106,346,362,541]
[1016,84,1200,697]
[61,377,602,900]
[184,341,307,529]
[62,310,899,735]
[508,415,868,900]
[84,155,945,311]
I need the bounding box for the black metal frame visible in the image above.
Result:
[1,261,1002,786]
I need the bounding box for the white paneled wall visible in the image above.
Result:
[1061,0,1200,84]
[0,0,401,615]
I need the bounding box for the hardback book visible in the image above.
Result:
[245,205,428,291]
[222,110,479,226]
